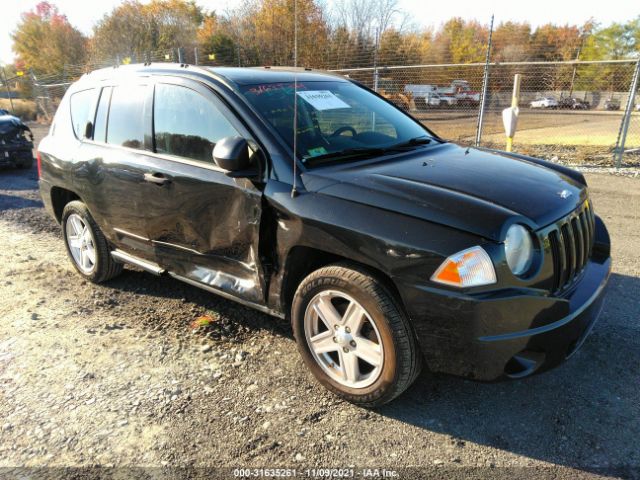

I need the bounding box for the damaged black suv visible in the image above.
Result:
[0,111,34,169]
[38,64,611,406]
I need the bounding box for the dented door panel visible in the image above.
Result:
[143,156,265,303]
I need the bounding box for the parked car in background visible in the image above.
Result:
[530,97,558,109]
[0,111,34,169]
[604,98,621,111]
[405,81,475,109]
[447,79,481,106]
[38,64,611,406]
[425,93,457,108]
[558,97,590,110]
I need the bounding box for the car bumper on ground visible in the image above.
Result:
[403,253,611,381]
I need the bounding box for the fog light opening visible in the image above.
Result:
[504,351,545,379]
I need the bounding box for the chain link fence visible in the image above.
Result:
[332,59,640,167]
[4,45,639,167]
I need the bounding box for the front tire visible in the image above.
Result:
[61,201,123,283]
[291,263,422,407]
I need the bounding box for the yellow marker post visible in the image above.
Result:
[502,73,521,152]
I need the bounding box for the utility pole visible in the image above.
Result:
[475,14,494,147]
[614,58,640,167]
[568,31,586,98]
[373,27,380,92]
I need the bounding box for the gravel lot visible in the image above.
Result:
[0,125,638,478]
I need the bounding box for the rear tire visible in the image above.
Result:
[291,263,422,407]
[61,201,123,283]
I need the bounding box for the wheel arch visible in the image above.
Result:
[50,186,82,223]
[281,245,405,319]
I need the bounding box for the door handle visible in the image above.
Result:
[144,172,171,185]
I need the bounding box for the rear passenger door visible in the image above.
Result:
[77,81,159,260]
[142,77,266,304]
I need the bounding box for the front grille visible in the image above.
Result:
[547,201,595,293]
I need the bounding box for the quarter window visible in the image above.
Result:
[70,88,99,139]
[153,83,238,163]
[107,85,147,149]
[93,86,112,143]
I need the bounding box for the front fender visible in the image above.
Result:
[263,180,486,313]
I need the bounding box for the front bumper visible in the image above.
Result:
[0,145,34,167]
[406,256,611,381]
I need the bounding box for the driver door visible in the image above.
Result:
[141,77,266,304]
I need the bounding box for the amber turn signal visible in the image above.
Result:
[431,246,497,288]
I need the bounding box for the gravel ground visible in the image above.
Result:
[0,125,638,478]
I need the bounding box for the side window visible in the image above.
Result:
[107,84,147,149]
[93,86,112,143]
[70,88,99,139]
[153,83,238,163]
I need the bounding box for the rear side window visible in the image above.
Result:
[70,88,98,139]
[93,86,112,143]
[153,83,238,163]
[107,84,147,149]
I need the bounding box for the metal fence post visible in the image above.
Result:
[614,58,640,167]
[475,14,494,147]
[29,69,51,122]
[373,67,379,92]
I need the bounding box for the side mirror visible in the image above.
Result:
[84,121,93,139]
[213,136,252,172]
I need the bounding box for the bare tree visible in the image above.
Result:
[333,0,400,45]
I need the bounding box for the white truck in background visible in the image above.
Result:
[405,80,480,109]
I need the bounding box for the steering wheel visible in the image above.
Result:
[330,126,357,137]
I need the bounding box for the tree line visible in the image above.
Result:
[9,0,640,80]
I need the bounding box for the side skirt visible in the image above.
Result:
[110,249,284,319]
[169,272,285,319]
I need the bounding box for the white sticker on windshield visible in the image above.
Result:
[296,90,350,111]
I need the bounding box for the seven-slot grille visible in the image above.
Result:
[547,201,596,294]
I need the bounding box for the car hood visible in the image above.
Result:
[0,115,32,143]
[301,143,587,241]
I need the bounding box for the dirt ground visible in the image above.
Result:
[0,125,639,478]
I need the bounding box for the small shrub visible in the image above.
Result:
[0,99,38,121]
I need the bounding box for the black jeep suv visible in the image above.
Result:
[38,64,611,406]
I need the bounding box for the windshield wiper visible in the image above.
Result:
[303,147,387,165]
[389,136,433,148]
[303,136,435,166]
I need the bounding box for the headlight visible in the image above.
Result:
[505,224,533,276]
[431,246,496,288]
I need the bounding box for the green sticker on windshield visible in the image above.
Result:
[307,147,328,157]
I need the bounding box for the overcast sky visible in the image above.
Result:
[2,0,638,65]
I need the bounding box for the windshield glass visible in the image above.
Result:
[239,80,435,164]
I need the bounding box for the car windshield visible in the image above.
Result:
[239,80,436,165]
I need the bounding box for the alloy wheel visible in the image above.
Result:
[65,213,97,274]
[304,290,384,388]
